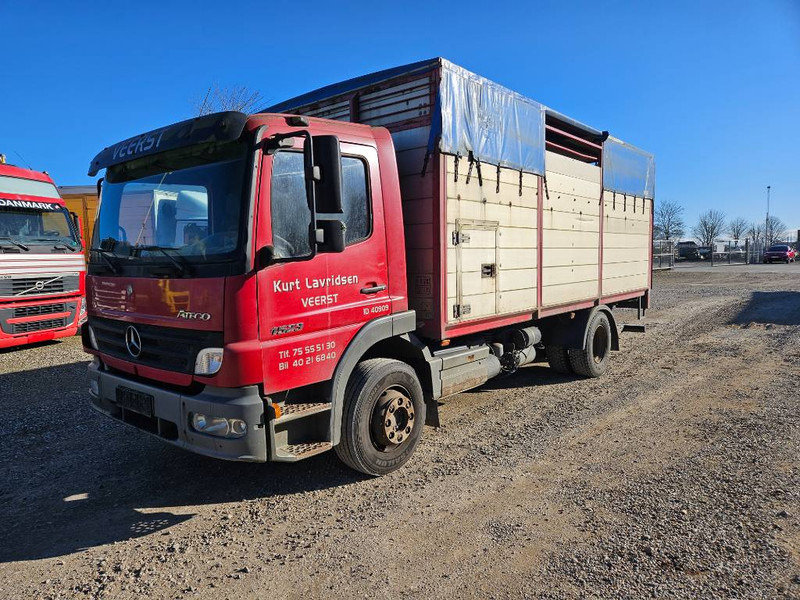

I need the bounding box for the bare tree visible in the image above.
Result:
[194,84,265,116]
[654,199,685,240]
[692,209,726,246]
[747,221,764,245]
[765,215,787,246]
[727,217,748,242]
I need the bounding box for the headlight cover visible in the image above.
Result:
[195,347,224,376]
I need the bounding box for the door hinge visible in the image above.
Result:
[451,231,471,246]
[453,304,472,319]
[481,263,497,278]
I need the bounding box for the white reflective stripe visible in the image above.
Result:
[0,267,85,275]
[0,254,85,261]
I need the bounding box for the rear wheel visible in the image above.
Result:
[547,345,572,374]
[335,358,425,476]
[568,311,612,378]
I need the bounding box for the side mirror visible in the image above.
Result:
[316,220,346,253]
[311,135,343,214]
[255,245,276,270]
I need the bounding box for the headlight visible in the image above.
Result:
[195,348,224,375]
[190,413,247,438]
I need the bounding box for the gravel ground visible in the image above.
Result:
[0,269,798,599]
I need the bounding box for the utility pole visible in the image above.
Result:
[765,185,771,246]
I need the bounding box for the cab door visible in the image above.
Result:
[256,141,390,394]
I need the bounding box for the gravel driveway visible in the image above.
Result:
[1,269,798,599]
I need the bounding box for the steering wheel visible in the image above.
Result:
[272,234,297,257]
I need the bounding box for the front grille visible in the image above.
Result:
[13,317,67,334]
[0,275,80,297]
[13,303,66,318]
[89,316,223,374]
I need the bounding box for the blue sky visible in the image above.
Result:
[1,0,798,233]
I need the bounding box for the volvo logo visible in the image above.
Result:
[124,325,142,358]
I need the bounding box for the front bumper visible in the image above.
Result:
[88,360,268,461]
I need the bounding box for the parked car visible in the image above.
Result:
[697,246,712,260]
[763,245,796,263]
[676,241,700,260]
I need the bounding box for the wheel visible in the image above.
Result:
[335,358,425,476]
[547,345,572,374]
[568,311,612,378]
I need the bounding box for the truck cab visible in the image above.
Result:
[0,158,86,349]
[85,112,417,471]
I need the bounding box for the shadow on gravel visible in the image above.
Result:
[0,361,366,563]
[731,291,800,326]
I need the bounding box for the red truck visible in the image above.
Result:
[84,59,654,475]
[0,157,86,349]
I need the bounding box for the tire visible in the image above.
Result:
[568,311,612,378]
[335,358,425,476]
[547,345,572,374]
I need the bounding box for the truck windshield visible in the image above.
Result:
[0,205,80,248]
[95,142,248,265]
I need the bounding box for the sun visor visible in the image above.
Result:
[88,111,249,176]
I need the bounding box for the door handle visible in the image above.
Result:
[360,284,387,294]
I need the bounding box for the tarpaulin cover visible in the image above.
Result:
[434,59,546,176]
[603,137,655,199]
[265,58,653,189]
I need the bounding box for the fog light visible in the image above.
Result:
[78,301,87,325]
[89,379,99,396]
[190,413,247,438]
[195,348,223,375]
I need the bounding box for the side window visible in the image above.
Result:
[271,152,312,259]
[341,156,370,245]
[270,151,370,258]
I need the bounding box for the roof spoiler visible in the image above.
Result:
[88,111,249,176]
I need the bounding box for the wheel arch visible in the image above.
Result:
[540,305,619,351]
[328,311,437,446]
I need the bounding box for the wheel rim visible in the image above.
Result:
[592,323,610,364]
[371,386,415,449]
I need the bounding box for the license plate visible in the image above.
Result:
[115,386,154,417]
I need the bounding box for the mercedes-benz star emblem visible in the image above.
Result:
[124,325,142,358]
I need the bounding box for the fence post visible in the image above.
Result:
[745,239,750,264]
[711,241,714,266]
[729,242,732,265]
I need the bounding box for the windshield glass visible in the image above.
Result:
[0,204,80,247]
[95,142,247,262]
[768,245,789,252]
[0,175,60,199]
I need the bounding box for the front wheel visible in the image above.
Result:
[568,311,612,378]
[335,358,426,476]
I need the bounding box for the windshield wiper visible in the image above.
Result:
[0,237,29,251]
[95,249,119,274]
[29,239,79,252]
[134,245,191,276]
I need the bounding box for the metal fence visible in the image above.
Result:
[652,240,674,270]
[707,240,748,265]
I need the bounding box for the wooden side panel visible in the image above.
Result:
[602,192,651,295]
[392,126,437,326]
[541,152,601,307]
[443,155,539,325]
